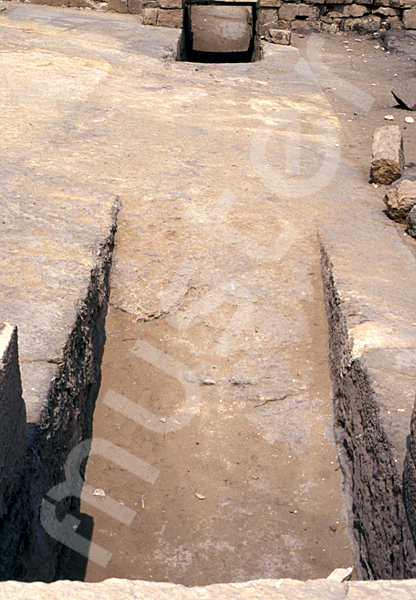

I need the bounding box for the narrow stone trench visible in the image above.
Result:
[15,6,381,584]
[61,229,352,585]
[48,15,358,583]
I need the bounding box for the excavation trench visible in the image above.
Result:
[57,230,354,585]
[1,4,416,586]
[180,1,261,63]
[53,225,416,585]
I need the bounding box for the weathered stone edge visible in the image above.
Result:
[320,241,416,580]
[0,198,119,582]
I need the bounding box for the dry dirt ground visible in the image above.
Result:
[58,23,416,586]
[295,29,416,182]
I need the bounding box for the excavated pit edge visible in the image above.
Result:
[320,241,416,580]
[0,200,119,582]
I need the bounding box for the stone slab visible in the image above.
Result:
[0,578,416,599]
[188,5,253,53]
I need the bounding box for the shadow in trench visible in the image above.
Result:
[58,513,95,581]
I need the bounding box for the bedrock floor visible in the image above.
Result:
[64,245,351,585]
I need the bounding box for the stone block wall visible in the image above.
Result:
[258,0,414,35]
[7,0,416,35]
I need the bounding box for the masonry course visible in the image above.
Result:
[2,0,416,35]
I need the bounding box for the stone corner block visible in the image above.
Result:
[107,0,128,12]
[371,125,404,185]
[403,7,416,28]
[157,7,183,27]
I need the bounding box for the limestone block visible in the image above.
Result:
[322,21,340,32]
[291,18,321,29]
[374,0,406,6]
[278,3,320,21]
[188,5,252,50]
[371,125,404,185]
[260,0,281,8]
[107,0,127,11]
[0,323,26,520]
[127,0,141,13]
[404,8,416,28]
[343,14,381,30]
[384,178,416,221]
[386,15,401,23]
[160,0,182,8]
[330,3,369,17]
[346,3,369,15]
[157,7,182,26]
[266,28,291,43]
[372,6,400,15]
[142,6,158,23]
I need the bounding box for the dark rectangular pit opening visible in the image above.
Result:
[179,0,261,63]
